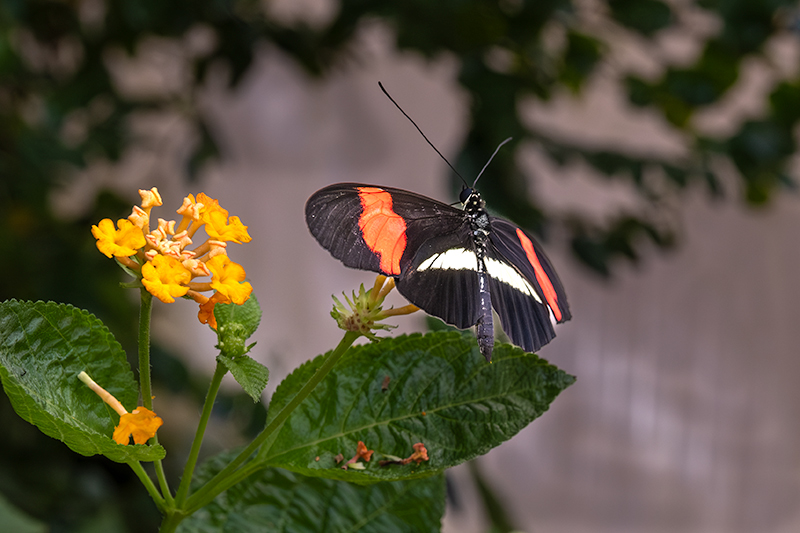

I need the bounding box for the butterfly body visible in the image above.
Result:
[305,183,570,361]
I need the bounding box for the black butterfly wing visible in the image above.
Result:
[486,217,571,352]
[306,184,479,330]
[395,227,482,330]
[305,184,386,274]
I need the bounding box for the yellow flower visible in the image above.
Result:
[207,255,252,305]
[176,194,204,235]
[91,218,146,258]
[196,192,221,216]
[197,193,252,244]
[141,254,191,303]
[196,291,230,329]
[78,371,163,446]
[113,407,164,445]
[204,212,252,244]
[139,187,163,211]
[127,206,146,228]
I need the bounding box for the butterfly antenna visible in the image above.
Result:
[473,137,512,188]
[378,81,468,187]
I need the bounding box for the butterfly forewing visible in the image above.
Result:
[305,186,385,274]
[306,183,468,276]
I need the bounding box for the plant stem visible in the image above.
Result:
[138,288,173,505]
[138,289,154,410]
[184,330,360,514]
[184,460,262,514]
[174,359,227,506]
[128,461,166,512]
[158,509,188,533]
[153,443,174,507]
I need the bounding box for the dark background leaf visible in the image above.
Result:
[0,493,46,533]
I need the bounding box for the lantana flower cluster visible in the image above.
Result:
[92,188,252,328]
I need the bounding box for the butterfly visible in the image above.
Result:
[304,84,570,361]
[305,180,570,361]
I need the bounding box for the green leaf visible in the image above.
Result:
[0,300,165,462]
[218,354,269,402]
[178,454,444,533]
[0,493,47,533]
[261,332,574,482]
[214,296,267,400]
[214,295,261,359]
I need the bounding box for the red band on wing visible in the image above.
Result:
[357,187,407,275]
[515,228,563,321]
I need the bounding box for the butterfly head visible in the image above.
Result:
[459,186,484,214]
[459,186,474,205]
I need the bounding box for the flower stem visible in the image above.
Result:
[184,330,360,514]
[78,371,127,416]
[128,461,166,512]
[153,443,174,507]
[174,359,227,506]
[138,289,154,411]
[138,288,173,506]
[158,509,188,533]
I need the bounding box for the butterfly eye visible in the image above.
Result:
[459,187,473,204]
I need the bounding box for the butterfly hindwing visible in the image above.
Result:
[488,218,570,322]
[396,229,481,330]
[484,248,555,353]
[486,218,570,352]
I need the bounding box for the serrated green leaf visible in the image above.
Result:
[0,300,165,462]
[178,453,444,533]
[214,296,261,358]
[261,332,574,482]
[218,354,269,402]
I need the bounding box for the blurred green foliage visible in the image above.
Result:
[1,0,799,529]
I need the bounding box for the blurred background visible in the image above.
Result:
[2,0,800,531]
